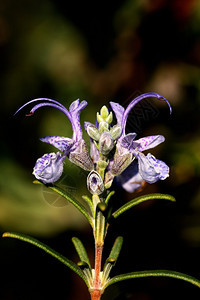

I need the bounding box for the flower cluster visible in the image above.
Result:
[16,93,171,194]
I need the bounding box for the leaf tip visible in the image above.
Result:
[33,180,42,185]
[2,232,9,238]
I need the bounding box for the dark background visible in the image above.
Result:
[1,0,200,299]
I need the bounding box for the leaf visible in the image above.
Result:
[33,180,93,227]
[72,237,91,268]
[82,195,94,216]
[112,193,176,219]
[102,236,123,284]
[3,232,89,287]
[104,270,200,290]
[106,236,123,266]
[105,191,115,205]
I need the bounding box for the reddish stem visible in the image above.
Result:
[91,290,101,300]
[90,244,103,300]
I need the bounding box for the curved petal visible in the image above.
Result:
[69,99,88,141]
[110,102,125,126]
[120,133,137,150]
[40,136,74,152]
[138,152,169,183]
[33,152,64,184]
[146,153,169,180]
[134,135,165,152]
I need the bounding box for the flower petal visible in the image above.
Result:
[138,152,169,183]
[109,102,125,126]
[40,136,74,152]
[116,162,145,193]
[120,133,137,150]
[33,152,64,184]
[69,99,88,142]
[134,135,165,152]
[15,98,87,143]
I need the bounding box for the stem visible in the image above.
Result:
[94,244,103,288]
[90,244,103,300]
[91,290,101,300]
[90,195,106,300]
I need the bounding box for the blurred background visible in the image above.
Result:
[1,0,200,299]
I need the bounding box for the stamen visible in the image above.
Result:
[14,97,68,116]
[122,92,172,136]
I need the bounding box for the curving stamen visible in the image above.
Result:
[121,92,172,137]
[14,98,67,116]
[26,102,71,120]
[14,98,87,143]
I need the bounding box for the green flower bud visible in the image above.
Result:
[97,106,113,124]
[99,131,114,156]
[110,124,122,140]
[99,121,109,133]
[97,112,104,123]
[106,111,113,124]
[86,124,100,141]
[100,105,109,119]
[97,159,108,169]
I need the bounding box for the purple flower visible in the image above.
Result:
[109,92,171,192]
[15,98,93,184]
[33,152,64,184]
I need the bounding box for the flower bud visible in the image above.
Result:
[97,159,108,169]
[87,170,104,195]
[97,106,113,124]
[98,121,109,133]
[109,125,122,140]
[86,124,100,141]
[100,105,109,119]
[99,131,114,156]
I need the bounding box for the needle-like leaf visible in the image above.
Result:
[104,270,200,290]
[72,237,91,269]
[3,232,89,287]
[33,180,93,227]
[112,193,175,219]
